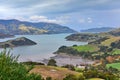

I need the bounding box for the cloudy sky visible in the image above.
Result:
[0,0,120,31]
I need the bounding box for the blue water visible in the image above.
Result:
[0,34,87,62]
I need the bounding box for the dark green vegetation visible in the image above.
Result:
[80,27,115,33]
[109,28,120,36]
[0,49,119,80]
[66,27,120,42]
[56,28,120,72]
[0,19,76,35]
[0,37,37,48]
[47,59,57,66]
[0,33,14,38]
[65,33,103,42]
[0,49,43,80]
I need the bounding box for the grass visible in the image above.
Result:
[101,36,120,46]
[30,65,81,80]
[111,49,120,55]
[106,63,120,70]
[72,45,99,52]
[87,78,104,80]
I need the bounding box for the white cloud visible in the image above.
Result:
[3,15,70,25]
[79,19,85,23]
[30,15,50,22]
[28,15,71,24]
[87,17,93,23]
[79,17,93,24]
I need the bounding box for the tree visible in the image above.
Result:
[47,59,57,66]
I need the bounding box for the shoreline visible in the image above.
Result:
[42,53,94,66]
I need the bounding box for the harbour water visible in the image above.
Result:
[0,33,87,62]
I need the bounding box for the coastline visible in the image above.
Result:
[42,53,94,66]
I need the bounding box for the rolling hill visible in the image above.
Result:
[80,27,115,33]
[0,33,14,38]
[0,19,76,35]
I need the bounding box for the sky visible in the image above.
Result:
[0,0,120,31]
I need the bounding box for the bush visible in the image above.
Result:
[47,59,57,66]
[63,74,85,80]
[83,69,119,80]
[22,61,45,65]
[62,64,75,71]
[0,49,43,80]
[46,77,52,80]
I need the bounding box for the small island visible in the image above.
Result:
[0,37,37,48]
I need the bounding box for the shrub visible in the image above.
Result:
[0,49,43,80]
[46,77,52,80]
[47,59,57,66]
[63,74,85,80]
[62,64,75,71]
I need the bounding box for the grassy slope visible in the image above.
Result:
[88,78,104,80]
[106,63,120,70]
[72,45,99,52]
[101,36,120,46]
[111,49,120,55]
[30,65,81,80]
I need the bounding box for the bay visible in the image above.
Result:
[0,33,87,62]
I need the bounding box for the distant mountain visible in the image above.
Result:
[80,27,115,33]
[0,33,14,39]
[66,27,120,42]
[108,28,120,36]
[0,19,76,35]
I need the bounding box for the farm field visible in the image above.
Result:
[72,45,99,52]
[106,63,120,70]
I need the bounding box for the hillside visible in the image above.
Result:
[81,27,115,33]
[0,47,119,80]
[0,19,76,35]
[30,65,81,80]
[0,33,14,38]
[65,33,110,42]
[56,28,120,71]
[0,37,37,48]
[66,28,120,42]
[108,28,120,36]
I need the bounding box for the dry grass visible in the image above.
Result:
[30,65,81,80]
[101,36,120,46]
